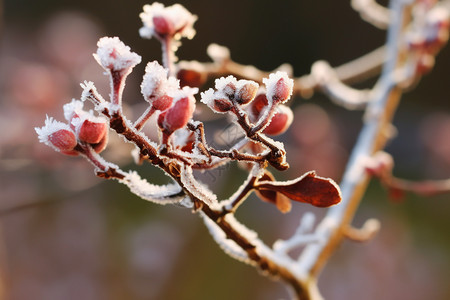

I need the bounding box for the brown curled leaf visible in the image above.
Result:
[256,171,341,207]
[255,171,292,213]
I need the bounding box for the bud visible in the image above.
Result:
[263,71,294,104]
[161,96,195,135]
[77,119,109,144]
[48,129,78,152]
[152,94,174,111]
[263,105,293,136]
[213,98,233,112]
[200,88,232,114]
[35,117,78,154]
[249,93,269,121]
[235,80,258,105]
[141,61,179,109]
[140,3,197,41]
[93,37,141,73]
[177,68,206,88]
[152,15,175,36]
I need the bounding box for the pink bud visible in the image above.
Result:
[152,94,173,111]
[78,120,108,144]
[153,15,175,36]
[272,78,291,103]
[236,81,258,105]
[212,98,233,112]
[48,129,78,152]
[161,96,195,135]
[263,71,293,104]
[263,105,293,136]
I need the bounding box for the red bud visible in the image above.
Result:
[272,78,291,103]
[236,82,258,105]
[263,105,293,136]
[153,16,174,36]
[152,94,173,111]
[161,97,195,135]
[48,129,77,152]
[78,120,108,144]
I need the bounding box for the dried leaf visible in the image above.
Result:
[254,171,292,213]
[256,171,341,207]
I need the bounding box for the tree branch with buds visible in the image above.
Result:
[35,1,450,299]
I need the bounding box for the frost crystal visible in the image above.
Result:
[63,99,84,122]
[122,171,184,204]
[141,61,179,101]
[93,37,142,72]
[201,212,249,263]
[180,165,217,205]
[139,2,197,40]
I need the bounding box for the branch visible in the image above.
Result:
[297,0,413,281]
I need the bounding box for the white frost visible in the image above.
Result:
[262,71,293,104]
[121,171,184,204]
[141,61,180,101]
[93,37,142,72]
[180,165,217,205]
[139,2,197,40]
[35,116,74,151]
[200,212,249,263]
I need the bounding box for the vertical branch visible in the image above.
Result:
[297,0,412,280]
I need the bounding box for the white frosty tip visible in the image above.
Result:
[35,116,73,150]
[93,37,142,72]
[63,99,84,122]
[139,2,197,40]
[141,61,179,100]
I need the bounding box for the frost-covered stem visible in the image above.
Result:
[250,101,278,134]
[134,106,156,131]
[221,173,258,214]
[78,144,126,179]
[199,204,311,300]
[110,70,126,107]
[161,36,176,76]
[297,0,411,282]
[230,106,288,170]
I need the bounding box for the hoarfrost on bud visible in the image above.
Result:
[71,110,109,144]
[263,71,294,104]
[63,99,84,122]
[141,61,179,108]
[93,37,142,72]
[35,116,77,152]
[139,2,197,40]
[160,87,197,134]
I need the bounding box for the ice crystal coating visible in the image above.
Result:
[35,116,77,152]
[93,37,142,72]
[141,61,180,107]
[139,2,197,40]
[263,71,294,104]
[63,99,84,122]
[122,171,184,204]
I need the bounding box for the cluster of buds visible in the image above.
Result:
[405,1,450,75]
[201,71,294,137]
[35,100,109,156]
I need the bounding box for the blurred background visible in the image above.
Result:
[1,0,450,299]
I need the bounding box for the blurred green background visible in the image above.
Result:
[1,0,450,299]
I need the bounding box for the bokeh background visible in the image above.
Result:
[1,0,450,299]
